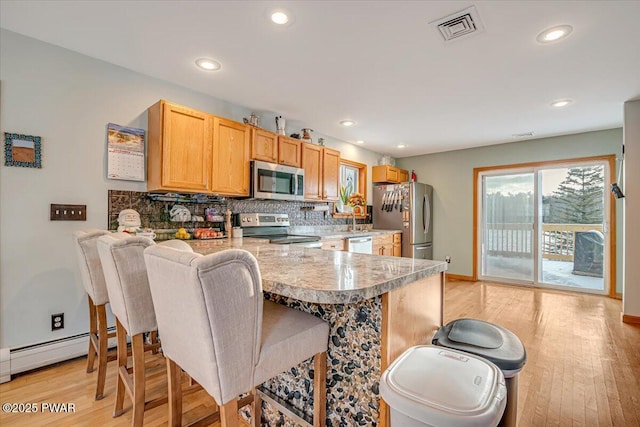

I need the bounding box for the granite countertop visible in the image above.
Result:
[187,237,446,304]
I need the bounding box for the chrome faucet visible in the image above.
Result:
[350,206,364,231]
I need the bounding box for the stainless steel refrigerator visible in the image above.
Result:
[373,182,433,259]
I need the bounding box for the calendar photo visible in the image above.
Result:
[107,123,145,181]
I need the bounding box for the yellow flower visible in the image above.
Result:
[347,192,366,207]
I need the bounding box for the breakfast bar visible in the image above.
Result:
[188,238,447,427]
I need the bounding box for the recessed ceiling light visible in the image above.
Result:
[536,25,573,43]
[356,140,364,144]
[195,58,221,71]
[340,120,355,127]
[397,144,406,149]
[550,99,573,108]
[271,11,289,25]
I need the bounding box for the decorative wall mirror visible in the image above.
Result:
[334,159,367,218]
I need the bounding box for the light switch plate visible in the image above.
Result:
[50,204,87,221]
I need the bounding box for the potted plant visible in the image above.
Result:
[338,183,353,212]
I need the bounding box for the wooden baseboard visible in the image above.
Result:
[445,274,475,282]
[622,314,640,325]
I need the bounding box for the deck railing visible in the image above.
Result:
[541,223,603,261]
[485,223,603,261]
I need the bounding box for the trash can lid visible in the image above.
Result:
[380,345,506,427]
[432,319,527,374]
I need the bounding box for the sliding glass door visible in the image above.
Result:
[539,166,606,292]
[481,171,535,283]
[478,161,608,294]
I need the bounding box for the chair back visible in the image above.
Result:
[97,233,158,336]
[144,246,264,404]
[73,229,111,305]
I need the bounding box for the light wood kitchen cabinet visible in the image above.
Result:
[278,136,302,167]
[373,234,401,257]
[250,128,278,163]
[301,143,323,200]
[322,147,340,201]
[393,233,402,257]
[211,117,250,196]
[147,100,213,193]
[301,143,340,201]
[322,238,345,251]
[372,165,409,184]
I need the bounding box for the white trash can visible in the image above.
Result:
[380,345,507,427]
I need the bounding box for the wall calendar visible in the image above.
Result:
[107,123,145,181]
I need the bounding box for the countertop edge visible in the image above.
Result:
[263,262,447,304]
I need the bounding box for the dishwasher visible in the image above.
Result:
[347,236,373,254]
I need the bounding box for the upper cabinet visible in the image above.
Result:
[302,143,323,200]
[301,143,340,201]
[147,100,340,198]
[249,132,301,167]
[250,128,278,163]
[211,117,251,196]
[278,136,302,167]
[372,165,409,184]
[322,147,340,201]
[147,100,213,193]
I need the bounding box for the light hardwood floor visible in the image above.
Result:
[1,280,638,426]
[445,280,640,427]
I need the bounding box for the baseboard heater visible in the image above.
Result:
[0,327,116,383]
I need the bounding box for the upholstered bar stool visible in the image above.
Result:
[72,229,113,400]
[97,233,193,426]
[144,246,330,427]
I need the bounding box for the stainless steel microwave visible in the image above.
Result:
[251,160,304,201]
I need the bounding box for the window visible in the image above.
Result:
[334,159,367,217]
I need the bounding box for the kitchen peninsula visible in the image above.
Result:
[188,238,447,427]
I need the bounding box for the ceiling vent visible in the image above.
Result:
[431,6,485,43]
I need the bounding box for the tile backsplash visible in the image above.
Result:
[108,190,372,236]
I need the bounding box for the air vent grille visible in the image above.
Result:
[431,6,485,43]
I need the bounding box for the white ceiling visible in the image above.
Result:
[1,1,639,157]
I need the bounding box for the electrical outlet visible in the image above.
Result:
[50,204,86,221]
[51,313,64,331]
[445,256,451,263]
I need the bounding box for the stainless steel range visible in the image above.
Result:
[237,213,321,248]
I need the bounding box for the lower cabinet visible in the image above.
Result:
[373,235,393,256]
[373,233,402,257]
[320,234,399,256]
[393,233,402,257]
[321,238,345,251]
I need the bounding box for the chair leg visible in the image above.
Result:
[220,399,239,427]
[131,333,146,427]
[150,330,159,354]
[313,352,327,427]
[113,319,128,417]
[86,296,98,373]
[251,388,261,427]
[167,358,183,427]
[95,303,109,400]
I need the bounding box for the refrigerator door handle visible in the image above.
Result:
[422,195,427,234]
[424,194,431,235]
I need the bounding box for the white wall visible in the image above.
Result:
[0,30,383,349]
[397,129,623,293]
[623,100,640,317]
